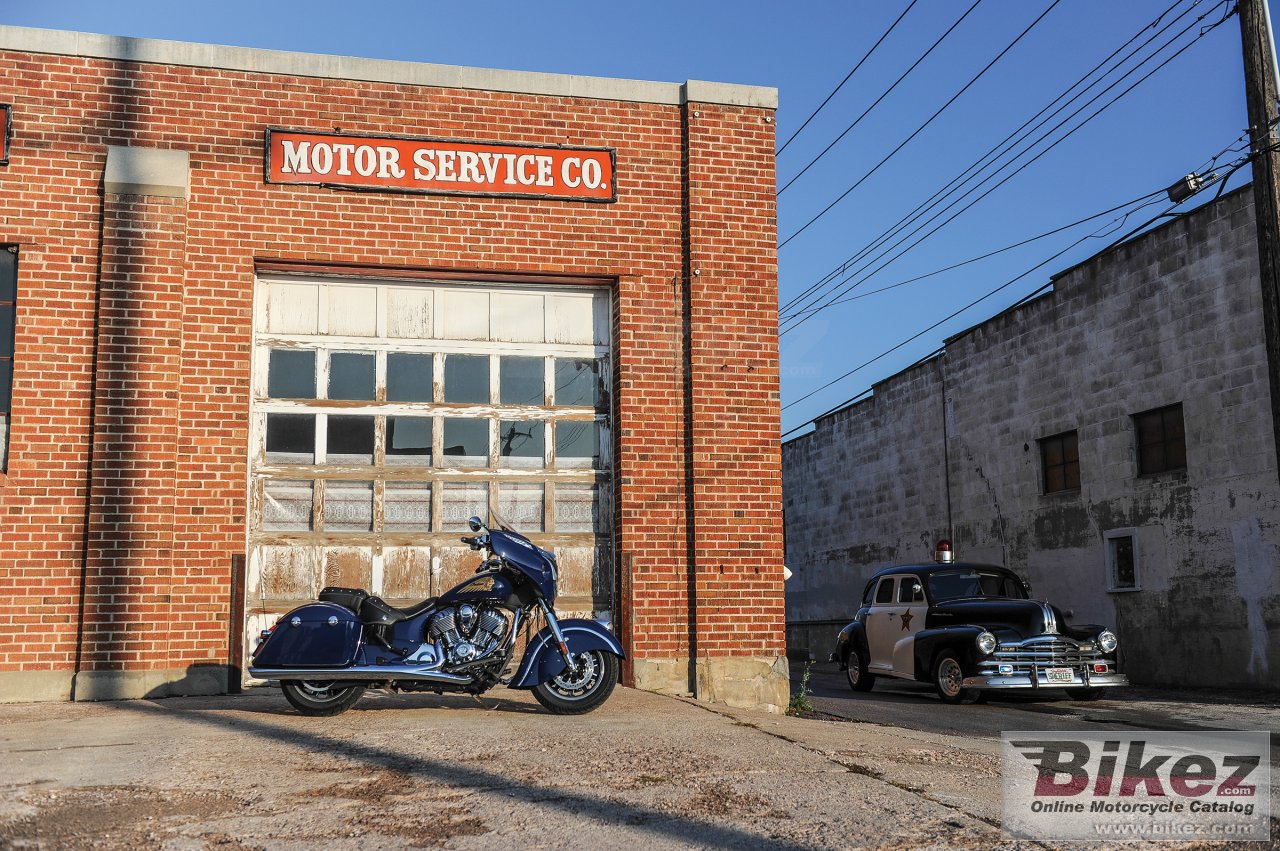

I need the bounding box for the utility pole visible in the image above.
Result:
[1239,0,1280,483]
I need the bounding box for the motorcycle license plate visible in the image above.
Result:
[1046,667,1073,683]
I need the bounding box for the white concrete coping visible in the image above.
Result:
[104,145,190,197]
[0,26,777,109]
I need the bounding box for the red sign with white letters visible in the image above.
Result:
[265,129,615,202]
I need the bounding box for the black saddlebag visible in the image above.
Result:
[319,586,369,613]
[252,602,362,668]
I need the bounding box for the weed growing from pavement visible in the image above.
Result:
[787,661,815,715]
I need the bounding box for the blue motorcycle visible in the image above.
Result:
[249,514,623,716]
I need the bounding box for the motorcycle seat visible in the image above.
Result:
[358,595,437,626]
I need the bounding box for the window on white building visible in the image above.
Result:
[1104,528,1139,592]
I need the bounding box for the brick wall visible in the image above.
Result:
[0,38,786,706]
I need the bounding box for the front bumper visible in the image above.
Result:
[962,670,1129,690]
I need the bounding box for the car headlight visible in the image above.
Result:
[976,630,997,655]
[1098,630,1118,653]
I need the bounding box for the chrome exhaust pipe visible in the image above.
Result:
[248,665,473,684]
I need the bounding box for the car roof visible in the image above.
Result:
[867,561,1017,580]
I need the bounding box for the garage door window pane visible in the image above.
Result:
[263,479,313,531]
[327,416,374,464]
[555,358,599,407]
[385,482,432,532]
[387,416,432,466]
[442,418,489,467]
[387,353,434,402]
[329,352,375,400]
[555,484,597,533]
[556,421,599,468]
[266,414,315,463]
[448,353,491,404]
[501,356,544,405]
[500,483,544,532]
[442,482,488,531]
[325,480,374,531]
[444,354,489,403]
[267,349,315,398]
[499,420,543,468]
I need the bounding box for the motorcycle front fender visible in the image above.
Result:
[509,619,624,688]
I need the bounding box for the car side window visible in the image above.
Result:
[874,578,896,604]
[897,576,924,603]
[861,581,876,606]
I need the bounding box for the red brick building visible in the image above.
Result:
[0,27,787,710]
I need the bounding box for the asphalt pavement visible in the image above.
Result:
[797,661,1280,749]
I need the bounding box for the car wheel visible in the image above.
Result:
[1065,687,1104,701]
[932,651,979,705]
[845,650,876,693]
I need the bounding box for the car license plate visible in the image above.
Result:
[1046,667,1073,683]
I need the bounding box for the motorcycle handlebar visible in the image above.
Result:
[461,535,486,551]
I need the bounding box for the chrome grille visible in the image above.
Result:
[978,638,1102,675]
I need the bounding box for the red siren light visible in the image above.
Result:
[934,539,954,563]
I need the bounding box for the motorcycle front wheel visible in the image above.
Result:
[281,680,366,717]
[532,650,619,715]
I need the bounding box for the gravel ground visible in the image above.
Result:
[0,684,1272,850]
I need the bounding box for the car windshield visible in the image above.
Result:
[927,569,1026,602]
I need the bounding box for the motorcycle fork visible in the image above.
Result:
[538,599,576,670]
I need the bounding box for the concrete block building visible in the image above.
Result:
[0,27,788,710]
[783,187,1279,689]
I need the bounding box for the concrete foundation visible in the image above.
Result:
[0,670,74,703]
[71,666,230,701]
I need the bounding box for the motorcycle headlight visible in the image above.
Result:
[1098,630,1118,653]
[976,630,997,655]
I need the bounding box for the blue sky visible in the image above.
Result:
[0,1,1262,434]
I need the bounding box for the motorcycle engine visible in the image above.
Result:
[428,604,510,669]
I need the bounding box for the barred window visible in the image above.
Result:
[1039,430,1079,493]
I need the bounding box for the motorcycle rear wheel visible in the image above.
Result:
[281,680,366,716]
[532,650,619,715]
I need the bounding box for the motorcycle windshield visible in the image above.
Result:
[489,528,557,602]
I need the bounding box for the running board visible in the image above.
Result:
[248,665,473,684]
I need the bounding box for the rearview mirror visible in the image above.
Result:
[467,516,484,533]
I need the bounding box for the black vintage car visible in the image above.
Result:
[831,545,1128,704]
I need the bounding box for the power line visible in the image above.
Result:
[781,190,1164,322]
[779,0,1220,252]
[779,139,1259,438]
[779,0,1232,335]
[780,196,1166,417]
[779,0,1202,314]
[775,0,919,158]
[778,0,1062,234]
[776,0,983,196]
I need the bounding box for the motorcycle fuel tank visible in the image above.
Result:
[252,602,363,668]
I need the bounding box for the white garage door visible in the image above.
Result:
[244,275,613,658]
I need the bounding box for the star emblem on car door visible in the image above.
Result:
[899,609,913,631]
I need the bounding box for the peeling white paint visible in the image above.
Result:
[1231,517,1272,679]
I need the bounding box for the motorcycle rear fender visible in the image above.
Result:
[251,602,363,668]
[509,619,624,688]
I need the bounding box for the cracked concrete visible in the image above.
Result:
[0,684,1272,849]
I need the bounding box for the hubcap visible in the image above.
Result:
[937,659,963,697]
[550,652,601,699]
[847,659,860,686]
